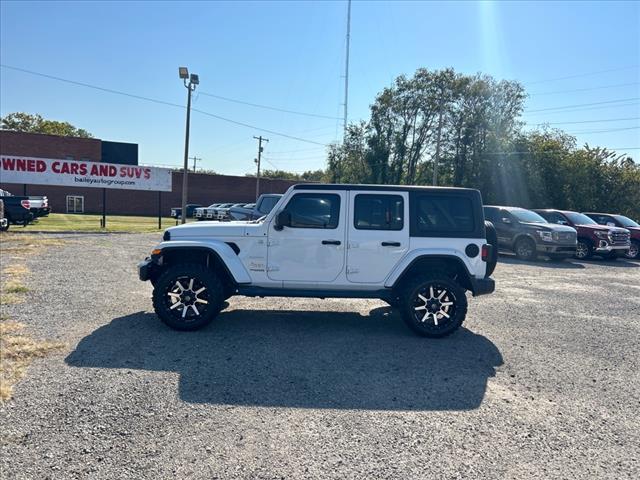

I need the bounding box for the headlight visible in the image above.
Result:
[537,231,553,242]
[594,231,610,240]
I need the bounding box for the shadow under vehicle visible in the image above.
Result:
[66,307,502,410]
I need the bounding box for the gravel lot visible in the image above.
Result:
[1,233,639,479]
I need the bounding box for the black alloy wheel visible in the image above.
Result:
[152,264,224,331]
[401,274,468,338]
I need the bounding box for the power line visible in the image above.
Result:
[0,64,331,147]
[526,97,640,113]
[529,82,640,96]
[523,101,640,116]
[524,65,639,86]
[567,126,640,135]
[533,116,640,125]
[198,91,340,120]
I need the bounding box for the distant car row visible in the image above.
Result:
[0,189,51,231]
[170,194,282,222]
[484,206,638,261]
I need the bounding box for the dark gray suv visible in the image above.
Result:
[484,206,577,261]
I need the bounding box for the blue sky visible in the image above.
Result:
[1,0,638,175]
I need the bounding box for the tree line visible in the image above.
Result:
[322,68,639,219]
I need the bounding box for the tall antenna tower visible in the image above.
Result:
[343,0,352,142]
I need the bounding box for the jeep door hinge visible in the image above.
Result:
[348,241,359,249]
[346,266,359,274]
[267,239,278,246]
[266,265,279,272]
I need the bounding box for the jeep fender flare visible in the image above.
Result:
[158,240,252,284]
[384,249,476,289]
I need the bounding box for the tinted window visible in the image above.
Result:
[613,215,639,228]
[354,194,403,230]
[538,211,567,225]
[285,193,340,229]
[564,212,597,225]
[510,208,548,224]
[258,196,280,214]
[416,195,474,233]
[483,207,499,223]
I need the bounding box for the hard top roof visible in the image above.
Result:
[292,183,479,193]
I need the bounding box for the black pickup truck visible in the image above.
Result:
[0,190,34,227]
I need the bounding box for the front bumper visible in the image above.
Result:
[594,243,630,253]
[536,243,576,256]
[138,258,156,281]
[471,277,495,297]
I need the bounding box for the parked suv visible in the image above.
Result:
[483,206,577,261]
[534,209,630,260]
[138,184,496,338]
[583,212,640,259]
[228,194,283,221]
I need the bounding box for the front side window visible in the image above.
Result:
[354,194,403,230]
[416,195,474,234]
[285,193,340,229]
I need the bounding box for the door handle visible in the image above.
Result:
[322,240,341,245]
[381,241,401,247]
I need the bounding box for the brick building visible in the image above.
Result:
[0,130,298,216]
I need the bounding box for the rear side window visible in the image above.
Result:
[415,195,475,234]
[285,193,340,229]
[354,194,404,230]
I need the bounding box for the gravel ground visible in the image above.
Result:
[1,233,639,479]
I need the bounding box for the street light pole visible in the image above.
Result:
[179,67,199,224]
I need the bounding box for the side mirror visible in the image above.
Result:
[274,210,291,231]
[501,217,512,224]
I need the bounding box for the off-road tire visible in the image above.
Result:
[400,272,468,338]
[152,264,224,331]
[0,219,9,232]
[515,237,537,261]
[575,239,592,260]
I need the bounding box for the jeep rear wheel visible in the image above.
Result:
[152,264,224,331]
[515,237,537,261]
[400,274,467,338]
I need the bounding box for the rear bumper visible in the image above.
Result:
[471,277,495,297]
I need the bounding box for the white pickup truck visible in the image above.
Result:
[139,184,497,338]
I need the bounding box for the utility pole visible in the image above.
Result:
[343,0,352,141]
[433,96,445,186]
[178,67,199,224]
[189,156,201,172]
[253,135,268,201]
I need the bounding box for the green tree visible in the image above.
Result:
[1,112,93,138]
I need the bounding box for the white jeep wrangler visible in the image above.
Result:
[139,184,497,337]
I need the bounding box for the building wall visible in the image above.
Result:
[1,130,300,215]
[0,130,102,162]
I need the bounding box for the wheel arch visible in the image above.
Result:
[155,241,251,287]
[388,254,475,293]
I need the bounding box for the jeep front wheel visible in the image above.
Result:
[400,274,468,338]
[152,264,224,331]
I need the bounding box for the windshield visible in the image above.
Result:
[510,209,548,224]
[565,212,597,225]
[614,215,639,227]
